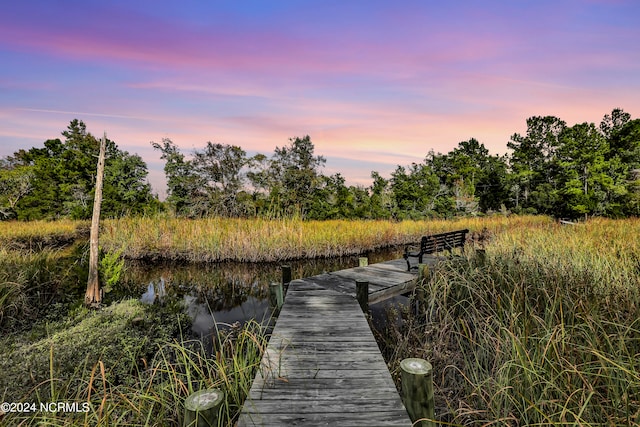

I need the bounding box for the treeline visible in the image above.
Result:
[152,107,640,219]
[1,109,639,221]
[0,120,160,220]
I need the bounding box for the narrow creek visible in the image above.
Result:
[125,246,409,348]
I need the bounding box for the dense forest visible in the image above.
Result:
[1,109,639,221]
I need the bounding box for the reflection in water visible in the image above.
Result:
[185,295,273,337]
[127,246,407,340]
[140,277,167,304]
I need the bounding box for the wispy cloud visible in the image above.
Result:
[16,108,154,121]
[1,0,639,196]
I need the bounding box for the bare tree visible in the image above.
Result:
[85,133,106,307]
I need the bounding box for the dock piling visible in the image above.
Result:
[417,263,429,281]
[281,265,292,285]
[400,358,435,427]
[356,280,369,313]
[414,264,429,317]
[475,249,486,267]
[183,388,224,427]
[269,282,284,312]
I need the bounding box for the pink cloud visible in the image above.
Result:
[1,7,357,80]
[3,1,639,199]
[0,1,524,91]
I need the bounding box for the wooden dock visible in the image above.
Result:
[238,258,436,426]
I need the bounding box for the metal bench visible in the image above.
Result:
[403,229,469,270]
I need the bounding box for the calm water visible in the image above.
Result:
[128,246,408,343]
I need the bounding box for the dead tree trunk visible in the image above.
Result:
[85,132,106,308]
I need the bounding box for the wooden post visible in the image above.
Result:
[85,132,106,308]
[400,358,435,427]
[269,282,284,312]
[418,264,429,281]
[183,388,224,427]
[476,249,486,267]
[414,288,426,319]
[358,257,368,267]
[281,265,292,285]
[414,264,428,318]
[356,280,368,313]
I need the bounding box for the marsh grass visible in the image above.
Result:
[0,300,267,426]
[99,215,553,262]
[0,219,85,251]
[0,215,553,263]
[375,218,640,425]
[0,219,82,239]
[0,248,79,329]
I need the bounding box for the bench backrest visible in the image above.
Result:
[420,229,468,254]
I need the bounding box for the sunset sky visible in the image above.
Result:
[2,0,639,197]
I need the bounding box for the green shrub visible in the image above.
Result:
[99,247,126,294]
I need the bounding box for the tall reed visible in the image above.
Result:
[0,219,84,251]
[377,218,640,425]
[1,310,267,426]
[0,219,82,240]
[0,248,74,328]
[100,215,553,262]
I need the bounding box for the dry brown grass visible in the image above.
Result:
[100,215,553,262]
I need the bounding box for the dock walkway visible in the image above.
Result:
[238,258,437,426]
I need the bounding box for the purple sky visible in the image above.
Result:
[2,0,639,198]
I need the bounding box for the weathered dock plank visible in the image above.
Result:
[240,411,410,427]
[290,259,423,303]
[330,266,415,287]
[238,281,412,426]
[236,253,464,426]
